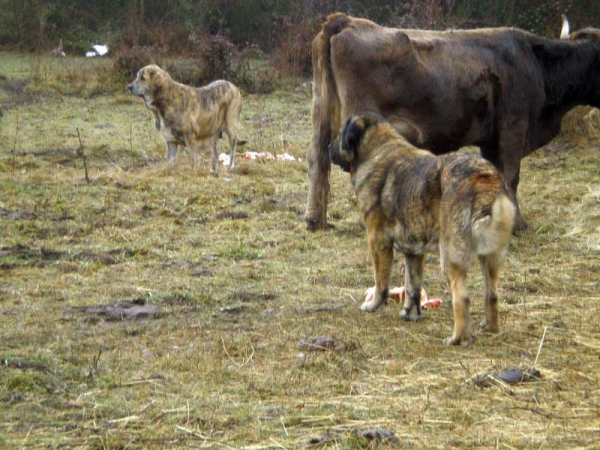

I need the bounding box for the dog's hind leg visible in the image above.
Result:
[400,253,425,321]
[477,253,502,333]
[443,263,473,345]
[186,139,203,169]
[361,222,393,312]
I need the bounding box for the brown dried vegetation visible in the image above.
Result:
[0,52,598,448]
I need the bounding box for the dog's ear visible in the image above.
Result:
[143,65,164,80]
[341,116,365,156]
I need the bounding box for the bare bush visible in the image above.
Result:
[113,46,161,79]
[270,13,316,78]
[198,34,238,82]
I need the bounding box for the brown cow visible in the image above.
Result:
[306,13,600,232]
[560,14,600,42]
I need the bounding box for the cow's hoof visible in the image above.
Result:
[305,217,332,232]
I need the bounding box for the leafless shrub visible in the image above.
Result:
[270,13,316,78]
[112,46,161,79]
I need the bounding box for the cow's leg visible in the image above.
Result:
[305,133,331,231]
[480,143,526,233]
[399,253,424,321]
[361,224,392,312]
[504,160,527,232]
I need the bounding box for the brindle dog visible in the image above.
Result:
[330,114,516,345]
[129,64,244,173]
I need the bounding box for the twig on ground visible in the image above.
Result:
[11,106,19,178]
[76,127,90,183]
[106,415,140,424]
[176,426,237,449]
[88,349,102,379]
[533,326,548,367]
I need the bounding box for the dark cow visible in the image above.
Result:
[306,13,600,232]
[560,14,600,42]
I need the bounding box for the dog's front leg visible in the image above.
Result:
[361,224,393,312]
[400,253,425,321]
[210,135,220,175]
[166,142,178,161]
[152,111,161,131]
[187,140,203,170]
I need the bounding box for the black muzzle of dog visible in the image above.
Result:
[329,140,351,173]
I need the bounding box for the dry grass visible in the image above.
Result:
[0,52,599,449]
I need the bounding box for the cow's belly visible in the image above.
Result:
[386,98,493,153]
[397,118,487,154]
[388,117,420,144]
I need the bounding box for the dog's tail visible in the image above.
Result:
[473,194,516,256]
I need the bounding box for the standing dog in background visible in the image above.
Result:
[128,64,244,173]
[330,114,515,345]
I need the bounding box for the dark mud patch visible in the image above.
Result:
[0,77,47,108]
[0,207,74,221]
[308,428,399,446]
[65,298,161,321]
[234,291,277,303]
[0,245,135,268]
[213,210,249,221]
[2,357,50,372]
[298,336,358,353]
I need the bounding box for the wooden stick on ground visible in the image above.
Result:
[76,127,90,183]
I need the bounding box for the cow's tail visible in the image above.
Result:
[317,13,350,139]
[473,194,516,256]
[306,13,351,229]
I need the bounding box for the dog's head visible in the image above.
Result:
[128,64,168,97]
[329,113,383,173]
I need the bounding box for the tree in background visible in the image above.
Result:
[0,0,597,74]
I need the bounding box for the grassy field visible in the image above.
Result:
[0,52,599,449]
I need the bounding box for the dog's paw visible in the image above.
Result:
[478,320,499,333]
[443,333,474,346]
[360,300,380,312]
[400,307,422,322]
